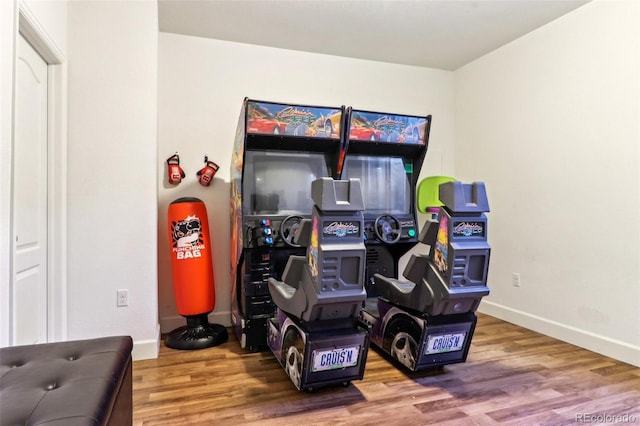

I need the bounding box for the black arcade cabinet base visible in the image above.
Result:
[166,314,228,350]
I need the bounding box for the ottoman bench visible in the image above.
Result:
[0,336,133,426]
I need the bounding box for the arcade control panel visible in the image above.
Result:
[244,216,308,249]
[362,216,418,243]
[247,218,276,247]
[247,215,419,247]
[241,216,307,318]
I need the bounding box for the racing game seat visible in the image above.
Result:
[268,178,367,323]
[374,181,491,315]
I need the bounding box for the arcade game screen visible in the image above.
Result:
[243,150,330,216]
[342,156,410,215]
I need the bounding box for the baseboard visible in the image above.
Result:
[131,322,161,361]
[159,310,232,335]
[478,301,640,368]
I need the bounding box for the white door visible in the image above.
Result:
[13,33,49,345]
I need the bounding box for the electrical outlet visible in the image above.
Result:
[117,289,129,307]
[512,273,521,287]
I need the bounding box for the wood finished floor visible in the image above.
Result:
[132,313,640,425]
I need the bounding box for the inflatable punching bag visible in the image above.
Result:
[166,197,228,350]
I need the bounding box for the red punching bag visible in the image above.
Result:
[168,197,215,315]
[166,197,227,350]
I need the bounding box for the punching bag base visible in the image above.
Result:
[166,314,229,350]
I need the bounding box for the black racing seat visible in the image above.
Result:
[375,181,491,316]
[268,178,367,323]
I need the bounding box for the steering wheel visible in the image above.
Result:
[280,215,304,247]
[374,215,402,244]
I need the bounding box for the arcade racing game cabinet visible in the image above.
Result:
[362,181,491,371]
[230,99,346,351]
[267,178,370,391]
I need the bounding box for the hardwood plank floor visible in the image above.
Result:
[132,314,640,425]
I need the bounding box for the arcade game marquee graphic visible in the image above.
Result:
[246,101,343,138]
[245,101,428,143]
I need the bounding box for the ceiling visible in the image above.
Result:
[158,0,589,71]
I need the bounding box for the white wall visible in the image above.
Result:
[66,1,159,360]
[455,0,639,366]
[157,33,455,331]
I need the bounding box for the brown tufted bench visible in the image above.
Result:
[0,336,133,426]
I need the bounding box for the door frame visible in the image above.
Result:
[5,1,67,345]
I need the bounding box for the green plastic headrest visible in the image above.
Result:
[416,176,456,213]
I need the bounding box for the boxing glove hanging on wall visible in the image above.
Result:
[166,153,185,185]
[166,197,228,350]
[197,155,220,187]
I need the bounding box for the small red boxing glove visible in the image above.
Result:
[197,159,219,186]
[166,153,185,185]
